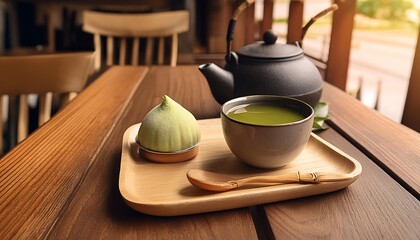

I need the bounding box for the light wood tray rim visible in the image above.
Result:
[119,119,362,216]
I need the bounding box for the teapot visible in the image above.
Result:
[199,1,338,107]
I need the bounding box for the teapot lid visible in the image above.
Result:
[236,31,303,59]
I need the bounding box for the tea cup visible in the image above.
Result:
[221,95,314,168]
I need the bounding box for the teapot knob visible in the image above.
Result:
[263,30,278,45]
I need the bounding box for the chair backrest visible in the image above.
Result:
[82,10,190,70]
[0,52,95,153]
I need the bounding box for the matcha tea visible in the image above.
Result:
[227,103,304,125]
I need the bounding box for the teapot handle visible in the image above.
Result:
[300,4,338,45]
[226,1,338,57]
[226,0,255,63]
[225,19,236,63]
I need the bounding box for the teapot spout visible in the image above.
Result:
[199,63,234,105]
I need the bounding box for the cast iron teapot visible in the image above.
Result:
[199,1,338,107]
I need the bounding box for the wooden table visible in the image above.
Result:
[0,66,419,239]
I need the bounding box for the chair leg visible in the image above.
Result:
[94,33,102,71]
[170,34,178,67]
[132,38,139,66]
[18,95,28,143]
[119,38,127,65]
[106,36,114,66]
[39,92,52,126]
[145,37,153,65]
[158,37,164,65]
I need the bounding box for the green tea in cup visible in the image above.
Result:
[221,95,314,168]
[226,103,304,125]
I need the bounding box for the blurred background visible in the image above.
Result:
[266,0,419,123]
[1,0,418,124]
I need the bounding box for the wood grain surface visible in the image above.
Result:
[46,66,258,239]
[119,121,361,216]
[321,83,420,197]
[1,66,419,239]
[265,129,420,239]
[0,67,148,238]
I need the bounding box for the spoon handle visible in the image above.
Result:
[234,171,353,187]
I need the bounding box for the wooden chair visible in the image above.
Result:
[0,52,94,153]
[82,10,189,71]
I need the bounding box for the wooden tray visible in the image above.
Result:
[119,119,362,216]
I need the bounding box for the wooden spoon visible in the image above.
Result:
[186,169,353,192]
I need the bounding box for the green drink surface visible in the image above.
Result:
[227,103,304,125]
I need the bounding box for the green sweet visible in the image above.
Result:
[138,95,200,152]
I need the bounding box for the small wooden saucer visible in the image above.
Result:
[137,140,199,163]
